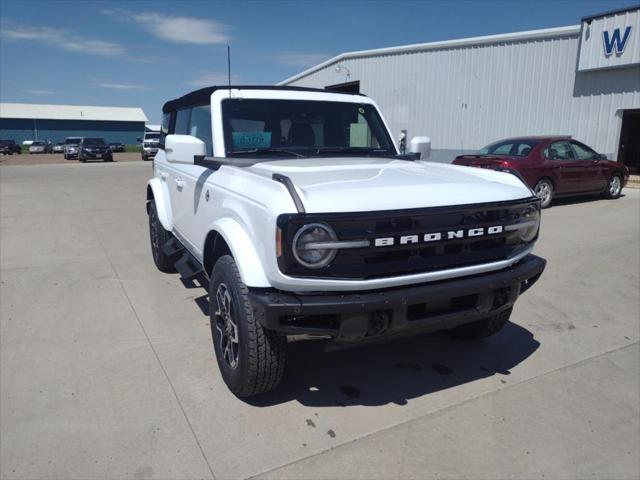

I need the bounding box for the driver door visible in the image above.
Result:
[569,140,608,191]
[545,141,583,194]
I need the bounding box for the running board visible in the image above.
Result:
[174,250,203,280]
[162,237,184,257]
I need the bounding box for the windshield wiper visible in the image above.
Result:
[228,148,306,158]
[314,146,390,156]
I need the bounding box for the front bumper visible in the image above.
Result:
[143,147,158,156]
[249,254,545,340]
[83,150,110,158]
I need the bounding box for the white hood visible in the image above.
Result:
[249,158,533,214]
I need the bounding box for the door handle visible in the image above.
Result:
[160,172,168,181]
[175,179,185,189]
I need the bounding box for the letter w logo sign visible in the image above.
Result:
[602,26,632,56]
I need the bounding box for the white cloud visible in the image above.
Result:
[22,89,56,95]
[1,25,124,56]
[130,12,230,45]
[267,52,330,68]
[94,82,151,91]
[185,72,239,88]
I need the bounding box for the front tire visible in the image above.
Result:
[534,178,554,208]
[446,307,512,340]
[603,174,622,199]
[148,201,175,272]
[210,255,286,397]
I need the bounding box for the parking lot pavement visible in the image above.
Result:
[1,162,638,480]
[0,152,142,166]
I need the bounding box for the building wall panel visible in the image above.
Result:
[0,119,145,144]
[286,31,640,163]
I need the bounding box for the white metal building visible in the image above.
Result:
[279,6,640,173]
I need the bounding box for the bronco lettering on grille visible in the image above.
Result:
[374,225,504,247]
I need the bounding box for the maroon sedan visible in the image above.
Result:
[453,136,629,208]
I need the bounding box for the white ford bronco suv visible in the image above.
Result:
[147,86,546,397]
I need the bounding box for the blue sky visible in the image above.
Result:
[0,0,635,123]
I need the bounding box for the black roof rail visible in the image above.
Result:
[164,85,368,113]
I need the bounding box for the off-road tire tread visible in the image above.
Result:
[446,306,513,340]
[148,201,175,272]
[213,256,286,397]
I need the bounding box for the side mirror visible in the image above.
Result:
[409,136,431,160]
[137,137,142,143]
[597,153,608,160]
[165,134,206,164]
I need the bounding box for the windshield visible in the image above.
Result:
[479,139,538,157]
[65,138,81,145]
[222,99,395,158]
[32,142,44,146]
[83,138,106,146]
[145,133,160,140]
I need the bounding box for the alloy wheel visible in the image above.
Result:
[609,176,621,197]
[149,208,159,260]
[214,283,239,369]
[535,181,551,205]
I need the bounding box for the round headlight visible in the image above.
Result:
[293,223,338,269]
[520,206,540,242]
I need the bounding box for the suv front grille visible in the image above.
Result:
[277,198,539,280]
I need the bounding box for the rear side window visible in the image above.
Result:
[545,141,575,160]
[161,112,172,142]
[174,108,191,135]
[189,105,213,156]
[479,140,537,156]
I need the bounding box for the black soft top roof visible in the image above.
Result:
[162,85,366,113]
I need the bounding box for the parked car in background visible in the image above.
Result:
[63,137,82,160]
[453,136,629,208]
[0,139,21,155]
[141,132,160,160]
[52,143,65,153]
[29,141,52,153]
[109,142,125,152]
[78,137,112,162]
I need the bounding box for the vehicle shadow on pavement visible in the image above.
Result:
[551,193,625,207]
[187,273,540,407]
[246,321,540,407]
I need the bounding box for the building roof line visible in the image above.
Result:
[277,24,580,85]
[581,4,639,22]
[0,103,148,122]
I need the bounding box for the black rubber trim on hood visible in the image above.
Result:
[272,173,305,214]
[492,166,534,193]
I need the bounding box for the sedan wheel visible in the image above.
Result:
[605,175,622,199]
[534,179,553,208]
